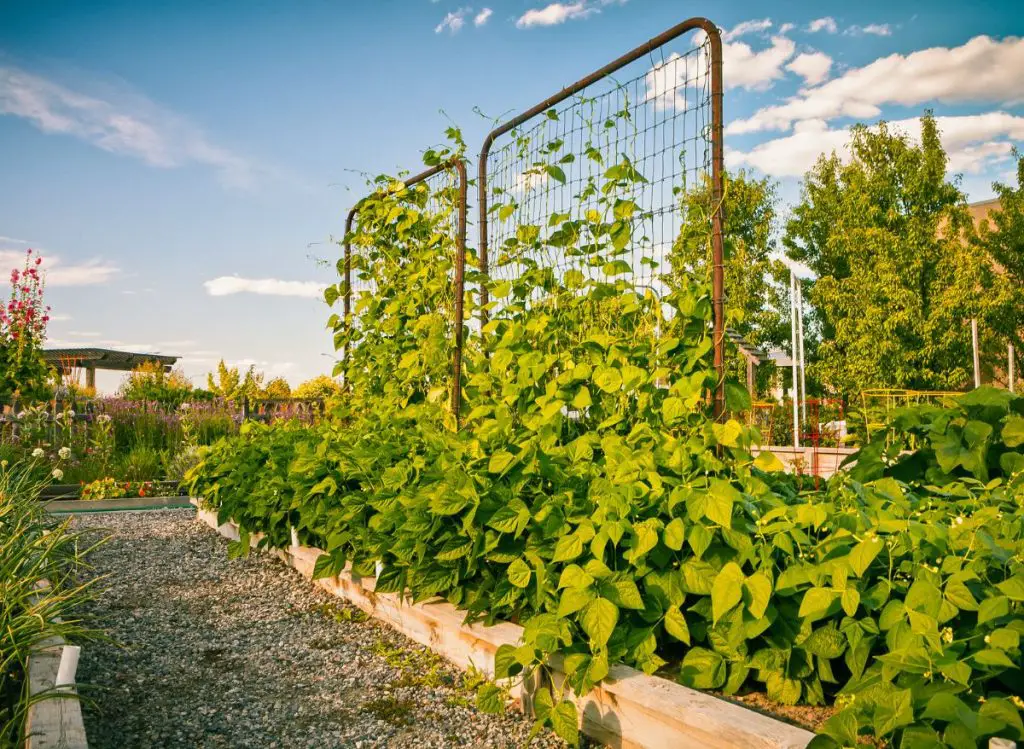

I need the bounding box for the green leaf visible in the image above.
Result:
[1001,414,1024,447]
[493,644,522,679]
[593,366,622,393]
[712,419,742,447]
[557,586,594,617]
[552,534,584,562]
[711,562,745,624]
[978,595,1009,624]
[996,574,1024,601]
[549,700,579,745]
[557,564,594,589]
[799,587,837,622]
[841,588,860,617]
[544,164,567,184]
[476,683,504,713]
[753,451,785,472]
[602,578,644,610]
[488,449,516,474]
[507,558,532,588]
[802,624,847,659]
[848,537,883,577]
[663,517,686,550]
[664,607,691,644]
[743,573,773,619]
[705,479,739,528]
[580,597,618,648]
[679,648,726,689]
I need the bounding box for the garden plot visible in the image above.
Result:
[73,509,566,749]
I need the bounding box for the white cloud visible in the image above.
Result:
[68,330,101,337]
[515,0,627,28]
[727,35,1024,136]
[807,17,838,34]
[723,19,772,42]
[435,8,470,34]
[204,276,326,299]
[645,35,797,108]
[727,112,1024,178]
[49,313,71,322]
[474,8,493,26]
[786,51,833,86]
[0,235,29,244]
[517,2,591,27]
[0,249,119,286]
[779,23,795,34]
[0,65,257,188]
[724,36,797,91]
[849,23,892,37]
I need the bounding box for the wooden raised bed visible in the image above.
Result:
[192,499,814,749]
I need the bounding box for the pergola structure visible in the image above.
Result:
[42,348,179,390]
[726,329,768,396]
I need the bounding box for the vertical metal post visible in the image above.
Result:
[450,160,468,425]
[972,318,981,389]
[707,25,726,422]
[790,271,800,449]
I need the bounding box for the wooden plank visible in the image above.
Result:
[193,501,815,749]
[24,611,88,748]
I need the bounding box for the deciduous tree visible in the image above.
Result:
[783,113,996,397]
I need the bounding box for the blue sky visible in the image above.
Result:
[1,0,1022,392]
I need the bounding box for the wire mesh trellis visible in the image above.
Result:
[477,17,726,416]
[341,158,468,419]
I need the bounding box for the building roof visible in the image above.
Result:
[967,197,1001,230]
[42,348,179,372]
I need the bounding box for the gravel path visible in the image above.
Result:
[73,510,566,749]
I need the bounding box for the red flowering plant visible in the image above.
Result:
[0,249,52,403]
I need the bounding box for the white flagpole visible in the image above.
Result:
[797,279,807,424]
[971,319,981,388]
[790,271,800,448]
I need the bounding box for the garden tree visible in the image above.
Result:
[261,377,292,399]
[671,169,789,395]
[292,374,342,400]
[0,249,52,403]
[783,113,998,397]
[973,151,1024,374]
[120,362,194,407]
[206,360,264,402]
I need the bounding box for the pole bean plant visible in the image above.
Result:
[186,130,1023,748]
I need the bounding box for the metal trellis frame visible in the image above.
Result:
[342,157,469,421]
[476,17,726,418]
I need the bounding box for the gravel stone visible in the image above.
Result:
[73,509,568,749]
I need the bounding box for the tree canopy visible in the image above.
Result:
[783,113,1001,397]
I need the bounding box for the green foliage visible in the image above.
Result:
[120,362,194,408]
[187,135,1024,748]
[291,375,342,401]
[672,170,789,394]
[0,460,104,744]
[206,360,264,402]
[784,113,1003,397]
